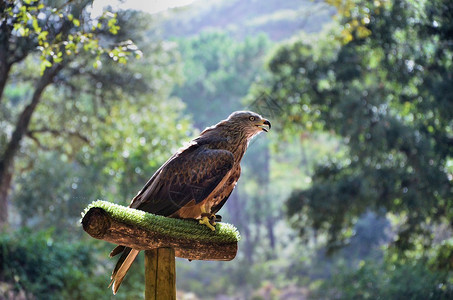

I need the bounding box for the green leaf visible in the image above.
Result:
[43,59,52,68]
[93,60,102,69]
[38,30,48,41]
[40,59,52,74]
[17,27,26,36]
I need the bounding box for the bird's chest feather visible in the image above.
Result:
[210,166,240,205]
[171,165,240,219]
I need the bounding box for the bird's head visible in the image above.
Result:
[225,111,271,138]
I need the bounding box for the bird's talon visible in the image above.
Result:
[209,214,217,226]
[213,214,222,222]
[199,216,216,231]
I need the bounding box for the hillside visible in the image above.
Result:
[156,0,335,40]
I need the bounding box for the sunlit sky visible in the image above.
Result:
[91,0,196,16]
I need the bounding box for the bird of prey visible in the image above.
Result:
[109,111,271,294]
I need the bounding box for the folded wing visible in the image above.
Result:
[130,144,235,217]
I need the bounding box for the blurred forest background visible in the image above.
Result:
[1,0,452,299]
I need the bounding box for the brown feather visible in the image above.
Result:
[109,248,140,294]
[108,111,270,293]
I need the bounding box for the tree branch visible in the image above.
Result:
[0,63,63,180]
[81,200,240,261]
[28,127,90,143]
[25,131,51,151]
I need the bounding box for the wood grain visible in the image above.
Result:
[145,248,176,300]
[82,207,237,261]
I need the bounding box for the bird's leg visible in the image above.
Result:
[199,213,216,231]
[199,207,216,231]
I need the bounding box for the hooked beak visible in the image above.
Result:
[257,119,271,132]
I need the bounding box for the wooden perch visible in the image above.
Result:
[81,200,239,261]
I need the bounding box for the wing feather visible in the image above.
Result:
[130,144,234,217]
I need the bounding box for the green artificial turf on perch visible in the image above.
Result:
[83,200,240,243]
[81,200,240,261]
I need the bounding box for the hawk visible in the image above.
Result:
[109,111,271,293]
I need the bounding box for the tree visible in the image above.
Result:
[172,31,271,129]
[0,228,107,299]
[0,0,143,227]
[6,7,186,230]
[264,0,453,251]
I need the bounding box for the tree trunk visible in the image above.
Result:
[261,145,277,251]
[227,191,255,262]
[266,216,276,250]
[0,16,11,104]
[0,169,11,229]
[0,61,10,104]
[0,63,63,228]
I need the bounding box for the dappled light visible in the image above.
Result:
[1,0,452,299]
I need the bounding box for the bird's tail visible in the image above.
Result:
[109,246,140,294]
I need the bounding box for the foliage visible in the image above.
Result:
[12,152,96,233]
[2,4,192,298]
[3,0,453,299]
[0,228,106,300]
[313,258,453,299]
[324,0,388,42]
[8,7,189,229]
[159,0,333,41]
[172,31,271,129]
[86,96,191,204]
[0,1,154,227]
[264,0,453,252]
[2,7,165,158]
[1,0,139,73]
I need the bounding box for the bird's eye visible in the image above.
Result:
[249,116,256,121]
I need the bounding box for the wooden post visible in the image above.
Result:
[145,248,176,300]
